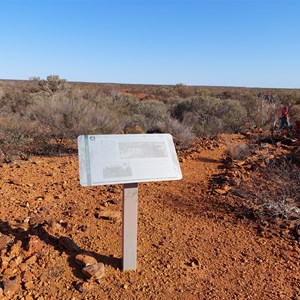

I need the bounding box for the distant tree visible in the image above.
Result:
[46,75,67,92]
[29,76,41,82]
[28,75,67,93]
[175,83,194,98]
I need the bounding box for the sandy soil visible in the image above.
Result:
[0,133,299,299]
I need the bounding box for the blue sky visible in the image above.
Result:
[1,0,299,88]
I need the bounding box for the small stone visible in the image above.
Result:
[215,188,227,195]
[14,255,23,266]
[95,210,121,222]
[19,263,28,272]
[223,185,231,191]
[75,281,96,293]
[82,263,105,280]
[25,281,35,290]
[4,267,17,276]
[10,240,22,257]
[27,236,45,256]
[29,216,45,227]
[0,235,13,250]
[23,269,34,282]
[58,236,81,252]
[3,275,21,297]
[0,256,10,271]
[75,253,98,267]
[26,255,37,265]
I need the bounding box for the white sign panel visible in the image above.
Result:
[78,134,182,186]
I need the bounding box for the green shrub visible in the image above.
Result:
[172,96,247,136]
[127,99,170,132]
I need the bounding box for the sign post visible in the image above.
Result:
[78,134,182,271]
[122,183,138,270]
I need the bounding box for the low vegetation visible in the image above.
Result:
[1,76,299,155]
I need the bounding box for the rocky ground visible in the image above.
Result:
[0,130,299,299]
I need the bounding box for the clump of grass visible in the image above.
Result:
[225,141,250,160]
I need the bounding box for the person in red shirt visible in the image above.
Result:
[279,106,290,130]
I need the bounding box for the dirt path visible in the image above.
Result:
[0,134,299,299]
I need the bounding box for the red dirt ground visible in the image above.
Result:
[0,133,299,299]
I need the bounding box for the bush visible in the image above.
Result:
[241,95,281,129]
[165,118,196,148]
[290,104,300,124]
[127,99,170,132]
[171,96,247,136]
[225,141,250,160]
[235,157,300,223]
[0,113,46,158]
[28,93,125,140]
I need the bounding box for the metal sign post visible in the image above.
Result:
[122,183,138,270]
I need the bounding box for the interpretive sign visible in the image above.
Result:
[77,133,182,271]
[78,133,182,186]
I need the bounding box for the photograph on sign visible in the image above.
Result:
[78,134,182,186]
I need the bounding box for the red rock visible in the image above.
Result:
[75,281,97,293]
[3,267,17,276]
[215,188,227,195]
[27,236,45,256]
[24,281,35,290]
[0,235,13,250]
[14,255,23,266]
[22,269,34,282]
[19,263,28,272]
[75,253,98,267]
[26,255,37,265]
[10,241,22,257]
[0,256,10,271]
[82,263,105,280]
[3,275,21,297]
[29,215,45,227]
[58,236,81,252]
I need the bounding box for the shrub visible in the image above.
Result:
[290,104,300,124]
[225,141,250,160]
[166,118,196,148]
[234,157,300,224]
[241,95,281,129]
[128,99,170,131]
[28,93,125,140]
[259,158,300,221]
[171,96,247,136]
[217,99,247,133]
[0,113,46,158]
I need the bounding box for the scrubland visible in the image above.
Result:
[0,76,299,299]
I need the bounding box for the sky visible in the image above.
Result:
[0,0,300,89]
